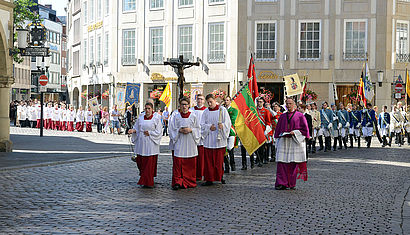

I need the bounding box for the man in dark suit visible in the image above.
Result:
[299,103,313,159]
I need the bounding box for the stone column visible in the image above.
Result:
[0,77,12,152]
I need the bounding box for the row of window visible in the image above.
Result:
[48,72,61,84]
[83,0,110,24]
[83,32,110,66]
[122,0,224,12]
[47,31,61,45]
[50,52,61,65]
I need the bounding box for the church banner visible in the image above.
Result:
[115,85,126,113]
[283,73,303,97]
[87,97,99,115]
[190,83,204,106]
[125,83,141,107]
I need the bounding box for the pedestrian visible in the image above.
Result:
[9,101,16,126]
[256,97,273,166]
[85,106,93,132]
[337,103,350,149]
[102,106,110,133]
[270,102,282,161]
[200,94,231,186]
[96,105,102,133]
[110,105,121,135]
[405,106,410,145]
[129,102,163,188]
[378,105,390,147]
[274,98,309,190]
[391,105,404,147]
[362,103,376,148]
[60,104,67,131]
[75,106,85,132]
[125,105,133,134]
[331,104,340,151]
[189,94,207,180]
[52,103,60,130]
[169,97,200,190]
[28,102,37,128]
[46,103,53,129]
[162,106,169,136]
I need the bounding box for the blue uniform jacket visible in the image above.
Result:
[338,110,349,126]
[331,110,339,127]
[350,110,362,128]
[378,112,390,128]
[362,109,376,127]
[320,109,333,128]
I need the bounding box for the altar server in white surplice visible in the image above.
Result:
[169,97,201,190]
[129,102,163,188]
[200,94,231,186]
[189,94,207,180]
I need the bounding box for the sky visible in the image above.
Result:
[39,0,68,17]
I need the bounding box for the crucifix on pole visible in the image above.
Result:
[164,55,200,101]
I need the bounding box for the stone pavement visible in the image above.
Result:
[0,127,409,234]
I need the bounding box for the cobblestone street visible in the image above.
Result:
[0,127,409,234]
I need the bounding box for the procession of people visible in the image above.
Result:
[10,95,410,191]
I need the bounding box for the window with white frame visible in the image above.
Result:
[123,0,136,11]
[256,22,276,60]
[150,27,164,64]
[89,0,94,22]
[344,20,367,60]
[122,29,136,65]
[178,25,193,60]
[90,36,94,63]
[97,0,102,19]
[208,22,225,62]
[104,33,109,66]
[83,1,87,24]
[209,0,224,4]
[151,0,163,9]
[73,51,80,76]
[105,0,109,15]
[299,21,320,60]
[396,22,409,62]
[83,39,87,65]
[179,0,193,6]
[97,34,102,63]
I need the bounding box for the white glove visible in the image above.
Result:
[345,122,350,128]
[338,123,342,129]
[328,123,333,129]
[333,116,338,121]
[356,123,362,128]
[386,124,390,130]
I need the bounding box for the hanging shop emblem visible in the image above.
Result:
[150,73,177,81]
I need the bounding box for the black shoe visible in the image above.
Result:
[131,156,137,162]
[201,181,213,186]
[241,166,247,170]
[269,158,275,162]
[221,179,226,184]
[224,169,229,173]
[275,185,286,190]
[172,184,180,190]
[257,163,263,167]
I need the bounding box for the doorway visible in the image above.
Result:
[257,82,285,104]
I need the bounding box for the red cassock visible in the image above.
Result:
[36,119,41,128]
[203,147,225,182]
[172,156,197,188]
[46,119,52,129]
[196,145,205,180]
[67,121,74,131]
[61,121,67,131]
[136,155,158,187]
[76,122,84,132]
[85,122,92,132]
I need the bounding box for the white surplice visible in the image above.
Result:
[132,114,163,156]
[190,106,206,146]
[67,110,76,122]
[169,112,200,158]
[200,106,231,149]
[52,108,60,121]
[85,111,93,122]
[168,110,179,151]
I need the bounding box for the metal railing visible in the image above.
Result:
[396,53,410,63]
[343,51,367,61]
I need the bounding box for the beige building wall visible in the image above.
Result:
[239,0,410,108]
[11,56,31,100]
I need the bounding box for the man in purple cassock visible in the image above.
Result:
[274,98,310,190]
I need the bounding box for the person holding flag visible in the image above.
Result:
[223,96,238,173]
[362,103,376,148]
[349,104,362,148]
[255,97,273,166]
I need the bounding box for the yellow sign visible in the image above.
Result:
[159,82,172,107]
[88,21,103,32]
[258,71,280,80]
[150,73,178,81]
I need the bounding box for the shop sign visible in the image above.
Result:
[88,21,103,32]
[258,71,281,80]
[151,73,177,81]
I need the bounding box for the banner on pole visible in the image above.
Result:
[190,83,204,106]
[87,97,99,114]
[125,83,141,107]
[283,73,303,96]
[116,85,126,113]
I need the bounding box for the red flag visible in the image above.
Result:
[300,76,307,100]
[247,55,259,100]
[358,70,367,107]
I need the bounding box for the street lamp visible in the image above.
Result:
[377,70,384,87]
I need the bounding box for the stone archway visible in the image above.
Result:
[73,87,80,109]
[0,1,15,152]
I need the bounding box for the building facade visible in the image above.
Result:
[67,0,410,111]
[11,56,31,101]
[67,0,238,111]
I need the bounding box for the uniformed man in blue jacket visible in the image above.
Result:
[362,103,377,148]
[320,102,334,152]
[349,104,362,148]
[378,105,390,147]
[337,103,350,149]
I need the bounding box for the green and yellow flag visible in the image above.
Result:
[406,68,410,98]
[231,83,266,155]
[159,82,171,107]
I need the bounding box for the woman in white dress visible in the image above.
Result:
[128,102,163,188]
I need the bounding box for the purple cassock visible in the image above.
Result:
[274,110,310,189]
